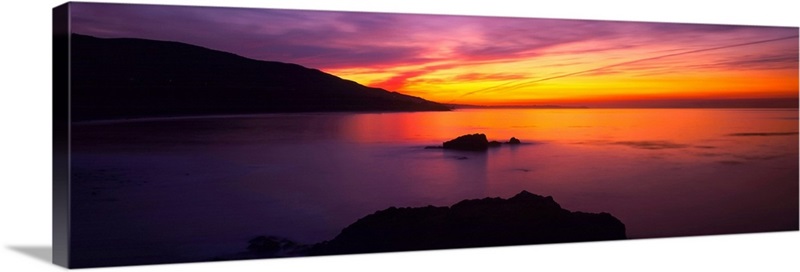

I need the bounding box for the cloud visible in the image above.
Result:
[686,53,799,71]
[69,2,799,104]
[69,3,635,70]
[70,2,800,72]
[453,73,529,81]
[370,70,431,91]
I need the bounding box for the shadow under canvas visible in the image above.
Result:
[7,246,53,264]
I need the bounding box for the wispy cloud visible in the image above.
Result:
[457,35,799,98]
[69,2,799,106]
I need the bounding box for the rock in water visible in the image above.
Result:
[442,133,490,150]
[311,191,626,255]
[508,137,521,144]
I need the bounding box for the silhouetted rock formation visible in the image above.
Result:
[310,191,626,255]
[442,133,490,150]
[436,134,523,150]
[70,34,450,121]
[246,236,309,257]
[223,191,625,260]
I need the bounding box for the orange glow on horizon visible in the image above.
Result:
[70,3,799,107]
[324,34,799,107]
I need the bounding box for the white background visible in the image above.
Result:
[0,0,797,271]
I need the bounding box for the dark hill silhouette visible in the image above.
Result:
[310,190,626,255]
[229,191,625,260]
[70,34,450,121]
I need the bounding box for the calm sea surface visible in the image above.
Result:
[70,108,799,265]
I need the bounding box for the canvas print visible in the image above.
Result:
[53,2,799,268]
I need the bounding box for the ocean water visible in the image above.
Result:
[69,108,799,266]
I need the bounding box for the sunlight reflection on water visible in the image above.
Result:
[70,108,798,263]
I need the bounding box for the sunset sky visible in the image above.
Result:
[70,3,799,107]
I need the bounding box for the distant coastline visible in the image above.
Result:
[69,34,450,121]
[71,106,799,126]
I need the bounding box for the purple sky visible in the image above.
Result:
[70,3,795,68]
[68,2,798,105]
